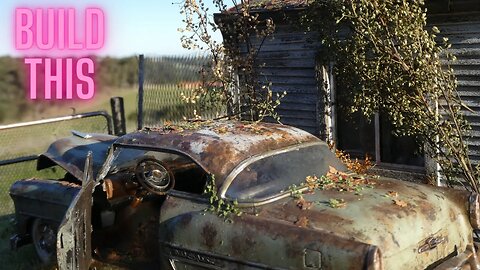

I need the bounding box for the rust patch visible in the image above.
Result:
[416,198,437,221]
[234,213,373,268]
[202,222,218,249]
[163,196,179,209]
[260,198,355,229]
[449,207,458,222]
[179,214,192,228]
[201,141,238,177]
[294,216,309,227]
[230,232,256,256]
[230,235,244,256]
[296,196,312,210]
[285,241,303,258]
[57,181,81,188]
[117,120,319,188]
[370,201,417,220]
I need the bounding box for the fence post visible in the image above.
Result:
[137,54,145,130]
[110,97,126,136]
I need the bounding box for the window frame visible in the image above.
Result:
[319,62,426,173]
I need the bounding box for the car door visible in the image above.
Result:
[56,152,94,270]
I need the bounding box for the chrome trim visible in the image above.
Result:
[71,130,93,139]
[218,141,323,202]
[162,242,285,270]
[418,236,446,253]
[167,190,209,203]
[233,186,311,208]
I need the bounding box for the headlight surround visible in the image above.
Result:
[469,193,480,230]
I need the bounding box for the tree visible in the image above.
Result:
[178,0,282,121]
[302,0,478,191]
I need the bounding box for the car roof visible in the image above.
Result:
[114,120,320,187]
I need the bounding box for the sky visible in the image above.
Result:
[0,0,221,57]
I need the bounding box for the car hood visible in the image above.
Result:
[37,132,117,181]
[257,177,472,269]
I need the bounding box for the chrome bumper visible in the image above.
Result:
[435,244,480,270]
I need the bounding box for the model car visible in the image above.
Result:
[9,120,480,269]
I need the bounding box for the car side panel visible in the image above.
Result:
[159,195,375,270]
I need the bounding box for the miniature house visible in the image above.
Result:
[215,0,480,182]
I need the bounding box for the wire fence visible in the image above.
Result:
[0,112,112,216]
[138,54,226,128]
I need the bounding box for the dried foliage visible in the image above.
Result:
[178,0,284,121]
[333,147,374,175]
[289,166,376,198]
[302,0,478,191]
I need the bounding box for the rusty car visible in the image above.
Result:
[8,120,480,269]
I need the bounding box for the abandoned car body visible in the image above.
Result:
[8,121,480,269]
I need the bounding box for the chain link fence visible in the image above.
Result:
[0,112,112,216]
[138,55,226,128]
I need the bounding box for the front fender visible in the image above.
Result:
[9,179,81,235]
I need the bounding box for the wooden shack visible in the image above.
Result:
[215,0,480,181]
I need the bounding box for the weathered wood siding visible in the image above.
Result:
[428,1,480,165]
[245,24,323,135]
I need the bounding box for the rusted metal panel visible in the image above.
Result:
[159,175,473,269]
[9,179,81,226]
[8,118,480,268]
[56,152,94,270]
[115,121,319,188]
[159,196,376,269]
[37,132,116,181]
[254,179,472,269]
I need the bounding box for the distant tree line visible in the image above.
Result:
[0,55,206,123]
[0,57,27,123]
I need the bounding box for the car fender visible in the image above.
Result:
[9,179,81,236]
[37,132,116,181]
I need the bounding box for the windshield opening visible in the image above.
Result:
[224,144,346,202]
[107,146,208,195]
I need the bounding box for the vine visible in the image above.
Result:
[203,174,242,220]
[302,0,478,191]
[178,0,284,122]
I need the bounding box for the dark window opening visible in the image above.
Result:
[336,110,375,160]
[379,115,424,167]
[335,84,424,168]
